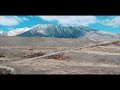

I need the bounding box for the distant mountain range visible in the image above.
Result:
[0,30,7,36]
[0,24,120,40]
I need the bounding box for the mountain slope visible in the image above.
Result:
[85,30,120,41]
[7,27,31,36]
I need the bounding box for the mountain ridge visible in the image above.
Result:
[1,24,120,40]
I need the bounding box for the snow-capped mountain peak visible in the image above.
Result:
[7,27,31,36]
[0,30,3,35]
[17,24,97,38]
[0,30,5,35]
[0,30,7,36]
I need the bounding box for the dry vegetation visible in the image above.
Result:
[90,41,120,48]
[22,52,45,58]
[0,37,120,74]
[0,54,5,57]
[0,66,15,74]
[44,53,69,60]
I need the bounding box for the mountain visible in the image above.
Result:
[7,27,31,36]
[17,24,97,38]
[0,30,3,35]
[85,30,120,41]
[0,30,7,36]
[16,24,120,40]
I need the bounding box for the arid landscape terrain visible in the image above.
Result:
[0,36,120,74]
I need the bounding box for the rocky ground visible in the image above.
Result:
[0,36,120,74]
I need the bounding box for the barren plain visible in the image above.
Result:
[0,36,120,74]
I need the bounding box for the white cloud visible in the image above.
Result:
[112,16,120,27]
[39,16,97,26]
[22,17,29,21]
[97,16,120,27]
[0,16,29,26]
[29,16,34,18]
[0,16,19,26]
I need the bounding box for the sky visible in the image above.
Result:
[0,16,120,33]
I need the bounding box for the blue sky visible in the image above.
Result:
[0,16,120,33]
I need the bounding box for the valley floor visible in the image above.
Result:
[0,37,120,74]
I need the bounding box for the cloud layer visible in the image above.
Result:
[39,16,97,26]
[0,16,29,26]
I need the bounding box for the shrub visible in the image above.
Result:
[22,52,45,58]
[0,53,5,57]
[44,53,69,60]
